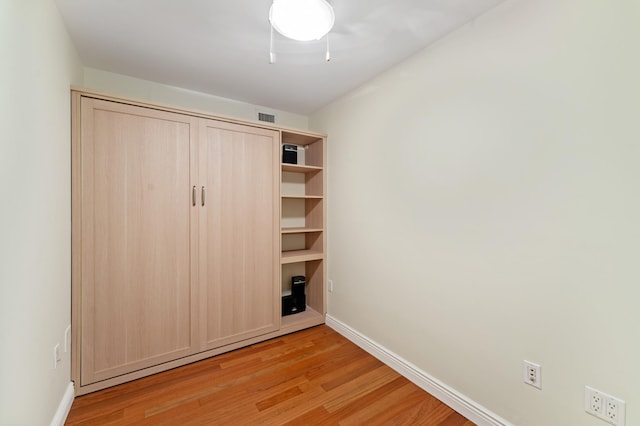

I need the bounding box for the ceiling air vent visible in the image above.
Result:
[258,112,276,123]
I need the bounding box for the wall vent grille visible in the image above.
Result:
[258,112,276,123]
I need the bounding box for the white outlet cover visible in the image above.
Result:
[585,385,626,426]
[585,386,600,415]
[523,360,541,389]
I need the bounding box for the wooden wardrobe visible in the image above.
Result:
[71,90,326,395]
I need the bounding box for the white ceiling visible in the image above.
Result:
[55,0,504,115]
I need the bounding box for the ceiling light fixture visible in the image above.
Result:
[268,0,334,63]
[269,0,335,41]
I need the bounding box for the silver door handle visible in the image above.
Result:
[192,186,196,206]
[201,186,205,206]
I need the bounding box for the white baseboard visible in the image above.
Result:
[50,382,74,426]
[326,315,512,426]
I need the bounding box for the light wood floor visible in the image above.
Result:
[66,325,474,425]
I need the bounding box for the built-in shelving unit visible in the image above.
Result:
[71,88,328,395]
[280,130,326,332]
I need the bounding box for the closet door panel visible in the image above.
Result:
[80,99,197,385]
[199,120,279,349]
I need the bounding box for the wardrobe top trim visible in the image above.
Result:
[70,87,326,138]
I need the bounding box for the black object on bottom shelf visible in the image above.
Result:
[283,275,306,316]
[282,294,306,316]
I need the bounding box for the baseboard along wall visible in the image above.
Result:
[51,382,75,426]
[325,315,513,426]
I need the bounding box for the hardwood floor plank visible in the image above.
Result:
[303,342,370,382]
[321,366,402,413]
[243,365,400,424]
[336,382,420,426]
[343,380,415,421]
[318,355,384,392]
[346,388,436,426]
[435,412,477,426]
[138,335,336,420]
[387,396,456,426]
[66,325,475,425]
[66,357,223,422]
[282,376,409,425]
[256,386,305,411]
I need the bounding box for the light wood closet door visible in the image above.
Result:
[198,120,279,349]
[80,98,198,385]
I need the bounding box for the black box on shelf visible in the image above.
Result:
[282,144,297,164]
[291,276,305,296]
[282,294,306,316]
[282,275,306,316]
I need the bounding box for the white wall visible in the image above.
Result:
[311,0,640,424]
[0,0,82,424]
[83,68,309,130]
[0,4,307,422]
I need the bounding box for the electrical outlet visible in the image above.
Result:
[328,279,333,293]
[523,360,541,389]
[606,399,620,424]
[585,386,626,426]
[53,344,61,369]
[591,391,604,415]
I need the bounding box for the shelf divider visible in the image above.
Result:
[281,195,323,199]
[281,227,323,234]
[281,163,323,173]
[281,250,323,264]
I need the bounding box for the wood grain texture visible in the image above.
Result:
[198,119,280,349]
[66,326,474,426]
[79,98,198,385]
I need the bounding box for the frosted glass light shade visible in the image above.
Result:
[269,0,335,41]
